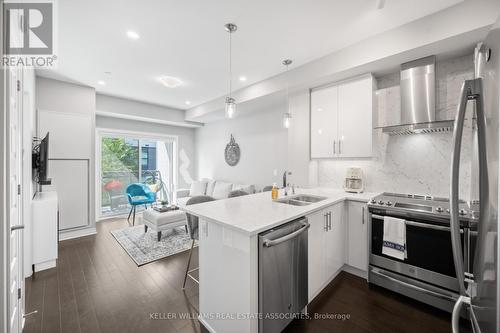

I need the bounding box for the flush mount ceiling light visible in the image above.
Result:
[185,100,191,105]
[158,76,183,88]
[97,80,106,86]
[224,23,238,119]
[282,59,293,129]
[126,30,140,40]
[239,76,247,82]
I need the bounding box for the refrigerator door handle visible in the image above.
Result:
[450,78,488,297]
[450,80,471,296]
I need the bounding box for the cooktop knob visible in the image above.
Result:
[436,207,444,213]
[459,209,468,216]
[446,208,450,213]
[378,200,384,205]
[385,201,393,206]
[370,199,376,204]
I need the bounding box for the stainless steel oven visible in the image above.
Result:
[367,193,477,312]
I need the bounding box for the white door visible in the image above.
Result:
[337,77,373,157]
[325,203,344,278]
[311,86,338,158]
[347,201,368,271]
[307,208,327,301]
[8,66,24,333]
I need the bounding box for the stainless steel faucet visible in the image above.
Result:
[283,171,292,190]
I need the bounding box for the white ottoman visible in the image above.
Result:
[142,209,187,241]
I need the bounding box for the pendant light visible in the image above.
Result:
[282,59,293,128]
[224,23,237,118]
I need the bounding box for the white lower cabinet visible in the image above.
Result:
[307,203,344,302]
[346,201,368,272]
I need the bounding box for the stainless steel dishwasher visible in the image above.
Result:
[258,217,309,333]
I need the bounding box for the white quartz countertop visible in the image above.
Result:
[182,188,380,235]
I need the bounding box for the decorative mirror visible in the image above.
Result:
[224,134,240,166]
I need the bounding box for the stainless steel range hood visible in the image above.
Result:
[378,56,454,135]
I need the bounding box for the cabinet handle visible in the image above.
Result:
[324,213,328,231]
[362,206,365,225]
[339,140,342,154]
[333,141,336,155]
[328,212,332,230]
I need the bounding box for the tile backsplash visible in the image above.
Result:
[315,54,475,199]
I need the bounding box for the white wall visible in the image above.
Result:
[96,93,187,124]
[95,94,197,188]
[36,77,97,235]
[195,104,288,189]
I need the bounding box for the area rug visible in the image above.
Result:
[110,225,195,266]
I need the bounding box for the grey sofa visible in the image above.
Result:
[175,179,256,207]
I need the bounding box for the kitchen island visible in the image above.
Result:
[183,188,378,333]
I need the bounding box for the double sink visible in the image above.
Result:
[275,194,327,206]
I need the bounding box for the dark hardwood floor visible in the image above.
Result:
[24,218,455,333]
[285,271,455,333]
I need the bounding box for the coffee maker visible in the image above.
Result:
[344,167,364,193]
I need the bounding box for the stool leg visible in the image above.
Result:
[144,225,148,233]
[132,206,136,226]
[182,239,195,290]
[157,231,161,242]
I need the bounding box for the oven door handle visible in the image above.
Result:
[371,269,458,302]
[370,214,463,233]
[405,220,451,232]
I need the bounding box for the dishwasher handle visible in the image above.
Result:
[263,222,310,247]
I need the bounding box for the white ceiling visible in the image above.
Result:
[38,0,463,110]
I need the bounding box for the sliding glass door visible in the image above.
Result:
[98,131,177,218]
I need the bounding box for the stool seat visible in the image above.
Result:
[142,209,187,241]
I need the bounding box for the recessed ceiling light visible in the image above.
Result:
[158,76,183,88]
[97,80,106,86]
[126,30,140,40]
[239,76,247,82]
[185,100,191,105]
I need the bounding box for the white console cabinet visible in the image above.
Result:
[32,191,58,272]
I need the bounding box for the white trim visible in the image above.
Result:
[34,260,57,273]
[342,265,368,280]
[95,128,179,221]
[59,227,97,241]
[96,110,203,128]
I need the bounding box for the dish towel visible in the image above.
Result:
[382,216,406,260]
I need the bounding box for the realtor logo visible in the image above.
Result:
[2,0,57,67]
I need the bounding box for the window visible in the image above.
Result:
[98,131,177,218]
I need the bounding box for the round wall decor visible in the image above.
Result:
[224,134,240,166]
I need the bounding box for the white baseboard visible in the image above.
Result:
[34,260,56,272]
[342,264,368,280]
[59,227,97,241]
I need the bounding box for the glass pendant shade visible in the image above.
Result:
[282,112,292,128]
[225,97,236,119]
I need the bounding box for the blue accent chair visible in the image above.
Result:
[126,183,156,225]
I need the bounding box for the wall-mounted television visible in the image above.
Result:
[33,132,51,185]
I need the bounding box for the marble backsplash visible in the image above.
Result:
[315,54,475,199]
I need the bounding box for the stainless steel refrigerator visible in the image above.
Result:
[450,16,500,333]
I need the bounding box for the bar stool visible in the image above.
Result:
[182,195,215,290]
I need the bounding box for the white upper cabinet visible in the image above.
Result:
[310,86,338,158]
[310,75,374,159]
